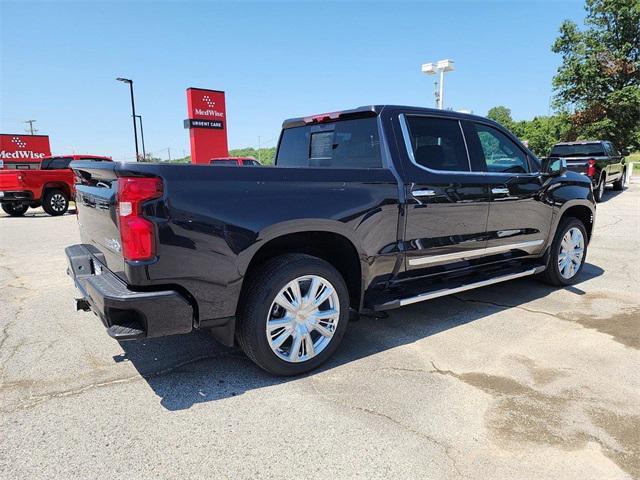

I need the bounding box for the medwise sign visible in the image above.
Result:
[0,134,51,168]
[184,88,229,164]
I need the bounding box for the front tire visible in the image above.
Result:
[1,203,28,217]
[237,254,350,376]
[537,217,588,286]
[42,189,69,216]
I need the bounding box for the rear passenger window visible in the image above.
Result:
[276,117,382,168]
[404,116,470,171]
[471,123,529,174]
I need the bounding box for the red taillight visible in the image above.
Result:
[586,159,596,177]
[117,177,163,261]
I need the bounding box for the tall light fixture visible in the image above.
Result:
[116,77,140,161]
[421,59,455,109]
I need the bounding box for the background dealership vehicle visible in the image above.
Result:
[66,106,596,375]
[209,156,261,166]
[549,140,627,202]
[0,155,111,216]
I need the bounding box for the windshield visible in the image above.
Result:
[550,144,604,157]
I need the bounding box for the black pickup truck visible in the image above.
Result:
[66,106,596,375]
[549,141,628,202]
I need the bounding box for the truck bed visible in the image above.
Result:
[72,160,400,322]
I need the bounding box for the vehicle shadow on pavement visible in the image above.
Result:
[116,262,604,411]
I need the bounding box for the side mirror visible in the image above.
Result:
[542,157,567,176]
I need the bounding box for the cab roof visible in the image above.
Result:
[281,105,494,129]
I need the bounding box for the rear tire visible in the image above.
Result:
[594,174,605,202]
[1,203,28,217]
[612,168,627,191]
[537,217,588,286]
[42,189,69,216]
[237,254,350,376]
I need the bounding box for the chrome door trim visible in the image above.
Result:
[408,239,544,266]
[399,113,542,177]
[399,114,477,175]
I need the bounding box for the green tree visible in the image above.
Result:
[518,114,572,157]
[552,0,640,151]
[486,106,572,157]
[487,106,514,129]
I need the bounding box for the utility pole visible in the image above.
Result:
[24,120,37,135]
[258,136,261,163]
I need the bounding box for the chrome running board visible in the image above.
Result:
[374,267,544,311]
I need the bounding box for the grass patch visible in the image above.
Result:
[628,152,640,174]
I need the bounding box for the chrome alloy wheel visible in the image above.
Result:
[266,275,340,363]
[51,193,67,212]
[558,227,585,279]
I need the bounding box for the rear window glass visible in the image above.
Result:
[276,117,382,168]
[550,144,605,157]
[43,157,72,169]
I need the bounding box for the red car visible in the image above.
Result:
[209,157,261,166]
[0,155,111,217]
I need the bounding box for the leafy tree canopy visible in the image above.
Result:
[552,0,640,150]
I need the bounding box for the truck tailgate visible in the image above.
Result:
[0,170,25,190]
[72,162,126,279]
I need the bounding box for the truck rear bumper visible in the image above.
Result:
[65,244,194,340]
[0,191,34,202]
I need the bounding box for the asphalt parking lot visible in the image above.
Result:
[1,182,639,480]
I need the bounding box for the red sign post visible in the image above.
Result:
[184,88,229,164]
[0,134,52,169]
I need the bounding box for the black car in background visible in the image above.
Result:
[549,141,628,202]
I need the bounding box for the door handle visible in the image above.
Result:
[412,189,436,197]
[491,187,510,195]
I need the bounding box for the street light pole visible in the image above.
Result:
[421,59,455,109]
[116,77,140,161]
[439,69,445,109]
[135,115,146,161]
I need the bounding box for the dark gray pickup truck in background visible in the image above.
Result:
[66,105,596,375]
[549,140,628,202]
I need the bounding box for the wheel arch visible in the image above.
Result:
[555,201,595,243]
[42,182,71,199]
[239,224,365,312]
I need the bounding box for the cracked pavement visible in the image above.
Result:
[1,182,639,479]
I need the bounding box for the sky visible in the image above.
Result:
[1,0,586,160]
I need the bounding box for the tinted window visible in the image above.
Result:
[210,160,238,166]
[605,142,620,156]
[44,157,72,169]
[242,159,260,166]
[276,117,382,168]
[550,144,605,157]
[405,116,470,171]
[471,123,529,173]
